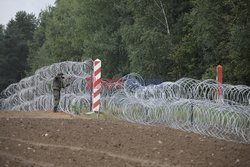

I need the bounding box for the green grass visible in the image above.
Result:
[69,102,250,131]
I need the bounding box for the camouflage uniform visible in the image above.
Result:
[52,74,68,112]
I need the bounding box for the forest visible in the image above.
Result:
[0,0,249,92]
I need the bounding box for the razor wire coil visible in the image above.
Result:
[0,61,250,144]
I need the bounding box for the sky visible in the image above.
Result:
[0,0,55,26]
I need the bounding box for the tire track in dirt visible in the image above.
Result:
[0,136,174,167]
[0,151,55,167]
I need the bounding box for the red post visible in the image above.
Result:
[216,65,223,102]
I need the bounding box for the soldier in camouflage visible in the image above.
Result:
[52,73,69,112]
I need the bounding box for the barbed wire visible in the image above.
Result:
[0,60,93,113]
[106,75,250,143]
[0,61,249,144]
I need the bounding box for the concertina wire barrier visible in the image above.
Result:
[0,60,249,143]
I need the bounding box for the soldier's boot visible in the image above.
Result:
[53,106,58,112]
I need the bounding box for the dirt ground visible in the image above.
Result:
[0,111,249,167]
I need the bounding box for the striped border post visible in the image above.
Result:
[216,65,223,102]
[92,59,101,113]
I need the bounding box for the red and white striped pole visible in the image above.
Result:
[216,65,223,102]
[92,59,101,113]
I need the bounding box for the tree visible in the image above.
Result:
[26,7,55,74]
[225,0,250,85]
[172,0,231,80]
[120,0,191,80]
[0,11,37,91]
[25,0,250,86]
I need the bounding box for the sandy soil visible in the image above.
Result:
[0,111,249,167]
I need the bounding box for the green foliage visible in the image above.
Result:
[1,0,249,91]
[0,11,37,91]
[26,7,56,75]
[70,103,82,115]
[26,0,250,86]
[172,0,249,85]
[225,0,250,85]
